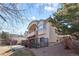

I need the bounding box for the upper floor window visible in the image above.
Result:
[38,22,47,31]
[38,25,43,31]
[43,24,47,29]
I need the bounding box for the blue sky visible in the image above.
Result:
[0,3,61,35]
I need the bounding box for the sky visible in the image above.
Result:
[0,3,61,35]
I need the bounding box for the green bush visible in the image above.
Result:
[0,31,10,45]
[1,31,9,40]
[21,40,28,47]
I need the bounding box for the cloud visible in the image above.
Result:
[20,16,26,20]
[35,4,44,7]
[44,3,59,12]
[44,6,54,12]
[31,16,36,20]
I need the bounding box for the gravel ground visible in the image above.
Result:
[30,43,79,56]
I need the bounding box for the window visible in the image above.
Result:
[38,23,43,31]
[40,37,48,47]
[38,25,43,31]
[43,24,47,29]
[38,22,47,31]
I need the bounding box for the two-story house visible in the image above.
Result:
[26,19,59,48]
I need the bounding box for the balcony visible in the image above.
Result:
[27,31,36,37]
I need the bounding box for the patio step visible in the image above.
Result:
[0,46,12,56]
[2,51,13,56]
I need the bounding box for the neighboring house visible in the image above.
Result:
[24,31,28,40]
[24,31,28,36]
[0,31,27,45]
[26,18,60,48]
[10,34,26,45]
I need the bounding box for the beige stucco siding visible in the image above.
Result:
[37,21,58,43]
[47,22,57,42]
[38,21,49,39]
[37,21,49,43]
[27,20,59,44]
[50,26,57,42]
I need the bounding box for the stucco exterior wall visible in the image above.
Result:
[27,20,58,44]
[11,37,26,44]
[37,21,58,43]
[46,22,57,43]
[37,21,48,44]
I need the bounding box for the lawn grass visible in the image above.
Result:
[11,49,35,56]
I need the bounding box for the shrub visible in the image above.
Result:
[63,36,73,49]
[1,31,9,40]
[10,39,17,45]
[0,31,10,45]
[21,40,28,47]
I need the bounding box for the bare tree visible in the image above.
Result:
[0,3,21,21]
[0,3,24,33]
